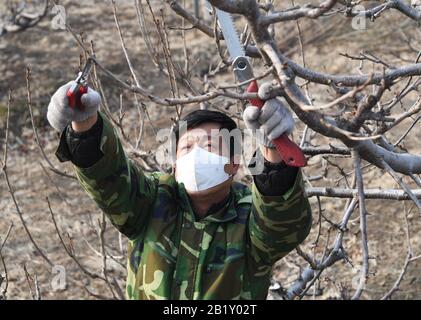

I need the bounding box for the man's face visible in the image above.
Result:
[176,122,230,160]
[175,122,239,184]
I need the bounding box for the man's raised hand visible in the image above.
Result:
[47,81,101,132]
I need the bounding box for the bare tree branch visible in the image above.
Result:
[351,150,369,300]
[0,0,48,37]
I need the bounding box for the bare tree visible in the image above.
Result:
[0,224,13,300]
[79,0,421,300]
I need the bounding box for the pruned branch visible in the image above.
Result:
[306,187,421,200]
[0,0,48,36]
[261,0,338,25]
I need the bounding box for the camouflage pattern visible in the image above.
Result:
[73,112,312,300]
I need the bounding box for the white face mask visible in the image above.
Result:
[175,146,231,192]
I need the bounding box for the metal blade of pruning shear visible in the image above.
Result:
[215,9,245,59]
[213,8,254,84]
[67,57,94,109]
[77,57,94,86]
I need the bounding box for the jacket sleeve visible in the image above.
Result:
[247,169,312,266]
[65,112,159,239]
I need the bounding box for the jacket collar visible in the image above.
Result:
[177,183,238,223]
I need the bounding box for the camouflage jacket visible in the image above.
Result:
[69,113,312,300]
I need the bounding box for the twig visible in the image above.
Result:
[2,90,53,267]
[381,205,413,300]
[25,66,76,180]
[381,160,421,214]
[0,224,13,299]
[0,224,13,254]
[261,0,338,25]
[46,197,106,281]
[351,150,369,300]
[112,0,143,90]
[305,187,421,199]
[135,0,163,70]
[98,213,123,300]
[23,265,42,300]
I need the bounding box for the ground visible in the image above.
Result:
[0,0,421,300]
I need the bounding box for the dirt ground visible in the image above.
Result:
[0,1,421,300]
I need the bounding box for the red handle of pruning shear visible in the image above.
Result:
[247,80,307,168]
[66,82,88,110]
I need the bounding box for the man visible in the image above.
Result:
[47,81,312,300]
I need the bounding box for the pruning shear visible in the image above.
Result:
[213,7,307,167]
[66,57,94,110]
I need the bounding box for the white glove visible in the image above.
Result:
[47,81,101,132]
[243,83,294,148]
